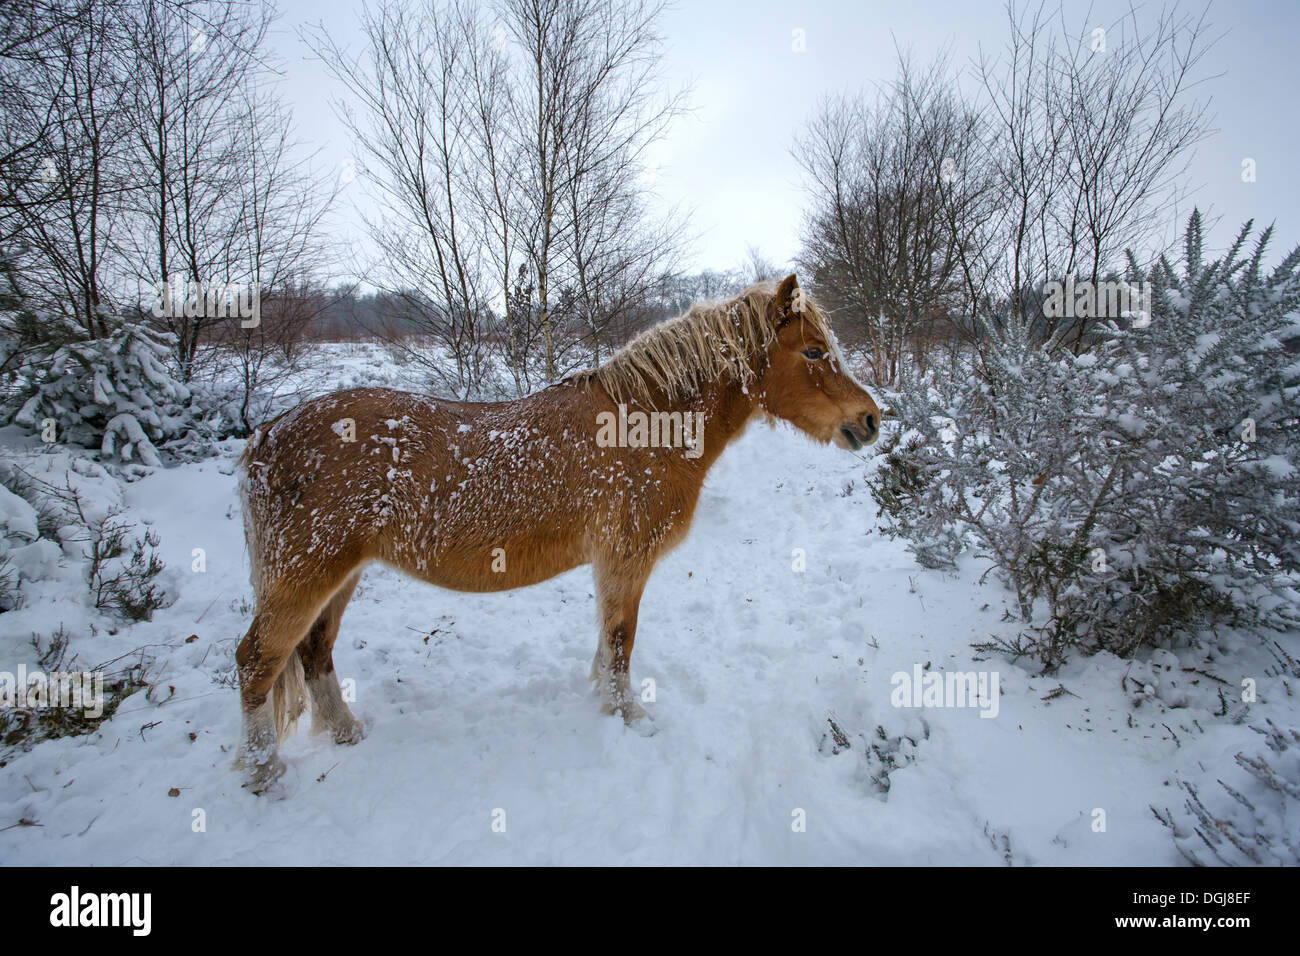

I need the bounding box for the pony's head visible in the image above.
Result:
[757,274,881,450]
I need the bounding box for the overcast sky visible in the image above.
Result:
[269,0,1300,279]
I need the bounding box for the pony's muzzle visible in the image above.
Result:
[863,413,878,441]
[839,413,878,450]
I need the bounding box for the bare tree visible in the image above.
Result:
[560,115,685,366]
[213,81,339,429]
[2,1,330,364]
[796,1,1217,377]
[502,0,684,380]
[308,0,493,398]
[121,0,275,379]
[1,0,136,338]
[796,54,979,383]
[456,0,530,393]
[972,0,1217,347]
[514,0,685,374]
[308,0,685,396]
[740,244,780,284]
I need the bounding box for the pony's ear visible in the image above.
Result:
[772,273,800,325]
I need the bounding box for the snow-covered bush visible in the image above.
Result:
[83,513,172,621]
[0,624,149,755]
[872,213,1300,666]
[10,314,205,466]
[0,453,176,620]
[0,475,62,608]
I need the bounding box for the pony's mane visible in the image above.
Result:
[579,281,841,407]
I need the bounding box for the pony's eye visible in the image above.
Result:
[802,347,826,361]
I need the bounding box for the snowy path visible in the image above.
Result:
[0,421,1287,865]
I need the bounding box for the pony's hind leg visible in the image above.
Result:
[591,565,650,723]
[235,577,345,793]
[300,570,365,745]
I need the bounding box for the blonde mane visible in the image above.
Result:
[581,281,840,408]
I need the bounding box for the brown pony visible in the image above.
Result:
[235,274,881,792]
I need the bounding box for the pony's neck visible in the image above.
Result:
[664,372,763,471]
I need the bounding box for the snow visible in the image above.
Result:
[0,485,38,542]
[1260,454,1295,479]
[0,347,1295,864]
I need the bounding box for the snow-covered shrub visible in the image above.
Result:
[872,212,1300,666]
[10,314,203,466]
[0,453,176,620]
[0,624,149,755]
[1153,719,1300,865]
[819,713,928,797]
[84,514,171,621]
[0,253,88,381]
[0,475,62,609]
[56,473,177,622]
[0,556,16,610]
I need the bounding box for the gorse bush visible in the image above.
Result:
[871,212,1300,667]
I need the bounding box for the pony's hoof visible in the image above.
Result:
[620,700,648,723]
[241,756,287,795]
[601,697,647,723]
[333,719,366,746]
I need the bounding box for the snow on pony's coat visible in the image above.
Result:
[232,275,882,794]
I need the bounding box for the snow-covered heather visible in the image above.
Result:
[0,345,1295,865]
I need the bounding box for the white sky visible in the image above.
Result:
[268,0,1300,279]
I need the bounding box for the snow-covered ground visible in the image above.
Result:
[0,345,1294,865]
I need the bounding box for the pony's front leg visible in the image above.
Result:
[591,565,650,723]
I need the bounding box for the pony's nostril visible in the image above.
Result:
[864,413,877,435]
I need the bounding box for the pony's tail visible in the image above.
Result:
[272,647,308,744]
[238,434,266,602]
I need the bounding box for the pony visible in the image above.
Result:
[234,274,881,792]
